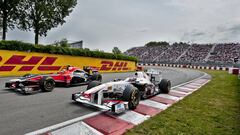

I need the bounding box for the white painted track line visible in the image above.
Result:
[117,111,149,125]
[51,122,103,135]
[171,90,190,95]
[177,86,196,91]
[156,94,181,101]
[25,112,102,135]
[188,83,203,86]
[171,73,209,89]
[140,100,169,110]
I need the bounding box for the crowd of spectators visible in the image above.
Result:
[178,44,213,63]
[155,43,190,63]
[208,43,240,64]
[125,46,168,62]
[141,46,168,62]
[125,47,146,60]
[125,42,169,62]
[126,42,240,66]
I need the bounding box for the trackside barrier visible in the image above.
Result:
[138,63,239,75]
[229,67,240,75]
[0,50,136,76]
[239,71,240,79]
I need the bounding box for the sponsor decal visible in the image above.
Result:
[100,61,113,71]
[100,61,130,71]
[5,55,43,65]
[18,66,35,71]
[0,55,62,72]
[0,66,15,71]
[0,54,133,73]
[87,61,131,71]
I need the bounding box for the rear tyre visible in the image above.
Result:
[87,81,101,90]
[159,79,171,93]
[97,75,102,82]
[122,85,140,110]
[91,74,102,82]
[40,76,55,92]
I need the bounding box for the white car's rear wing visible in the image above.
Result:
[146,69,161,75]
[145,69,163,83]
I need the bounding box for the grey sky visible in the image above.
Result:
[7,0,240,52]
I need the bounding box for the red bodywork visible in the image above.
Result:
[5,66,101,94]
[5,67,101,93]
[24,67,80,85]
[50,67,79,85]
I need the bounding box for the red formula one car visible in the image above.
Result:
[5,66,102,94]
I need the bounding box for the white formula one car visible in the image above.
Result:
[72,69,171,113]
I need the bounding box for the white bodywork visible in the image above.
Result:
[73,69,163,113]
[74,80,131,112]
[9,79,24,82]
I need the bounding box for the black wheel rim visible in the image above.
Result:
[131,90,139,106]
[45,81,54,90]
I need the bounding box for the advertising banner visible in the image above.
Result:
[0,50,136,76]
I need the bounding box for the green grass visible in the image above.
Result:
[126,70,240,135]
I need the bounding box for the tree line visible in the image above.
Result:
[0,0,77,44]
[0,40,138,62]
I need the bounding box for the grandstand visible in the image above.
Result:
[125,42,240,67]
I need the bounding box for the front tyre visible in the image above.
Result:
[87,81,101,90]
[40,76,55,92]
[159,79,171,93]
[122,85,140,110]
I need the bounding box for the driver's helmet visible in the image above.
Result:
[83,66,91,74]
[66,65,72,70]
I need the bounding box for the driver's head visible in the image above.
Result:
[66,65,71,70]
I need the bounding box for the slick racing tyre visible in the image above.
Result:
[91,74,102,82]
[40,76,55,92]
[97,75,102,82]
[87,81,101,90]
[159,79,171,93]
[122,85,140,110]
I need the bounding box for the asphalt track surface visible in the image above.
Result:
[0,67,204,135]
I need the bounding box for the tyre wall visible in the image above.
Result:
[0,50,136,76]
